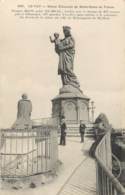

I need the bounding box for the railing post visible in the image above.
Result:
[95,130,125,195]
[106,132,112,170]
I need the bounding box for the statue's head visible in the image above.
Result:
[22,93,28,100]
[94,113,110,130]
[54,33,59,39]
[63,26,71,37]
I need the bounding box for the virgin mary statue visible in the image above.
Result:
[54,26,80,89]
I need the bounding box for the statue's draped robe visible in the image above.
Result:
[89,113,111,158]
[12,99,32,129]
[56,36,80,88]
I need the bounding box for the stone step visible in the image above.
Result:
[67,124,94,128]
[66,131,94,135]
[60,130,94,138]
[67,134,94,138]
[59,124,95,138]
[67,129,94,134]
[67,128,94,136]
[66,135,94,138]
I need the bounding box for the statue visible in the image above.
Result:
[51,27,90,124]
[94,113,111,130]
[50,26,80,89]
[89,113,111,158]
[12,93,32,129]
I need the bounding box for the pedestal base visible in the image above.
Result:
[52,85,90,124]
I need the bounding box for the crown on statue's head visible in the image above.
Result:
[63,26,71,31]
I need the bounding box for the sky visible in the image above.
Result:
[0,0,125,128]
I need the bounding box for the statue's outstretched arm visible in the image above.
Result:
[50,36,54,43]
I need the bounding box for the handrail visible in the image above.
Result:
[112,153,122,179]
[95,131,125,195]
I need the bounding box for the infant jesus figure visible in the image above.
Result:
[49,33,61,52]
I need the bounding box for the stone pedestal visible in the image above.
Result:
[51,85,90,124]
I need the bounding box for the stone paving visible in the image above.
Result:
[56,138,96,195]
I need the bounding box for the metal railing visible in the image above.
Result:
[0,118,58,179]
[95,131,125,195]
[115,129,125,135]
[32,117,59,127]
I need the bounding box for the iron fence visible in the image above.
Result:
[95,131,125,195]
[0,122,58,179]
